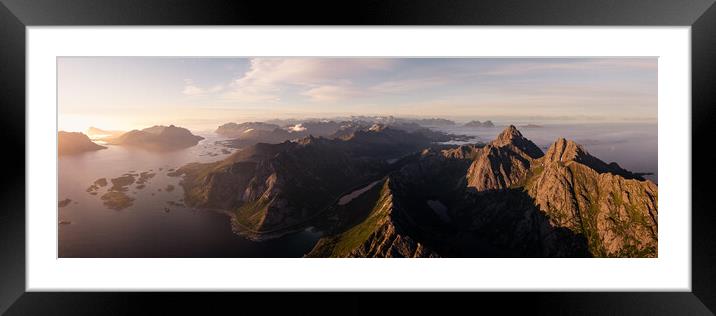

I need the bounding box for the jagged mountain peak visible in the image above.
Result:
[543,137,644,181]
[496,125,521,140]
[544,137,586,163]
[490,125,544,159]
[528,139,657,256]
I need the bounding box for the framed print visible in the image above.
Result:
[1,0,715,314]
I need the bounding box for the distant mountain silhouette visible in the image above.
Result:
[216,119,468,148]
[215,122,281,138]
[106,125,204,151]
[463,120,494,128]
[411,118,456,126]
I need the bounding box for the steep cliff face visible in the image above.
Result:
[465,126,544,191]
[177,142,294,210]
[453,187,592,257]
[466,145,534,191]
[490,125,544,159]
[178,139,387,235]
[543,138,644,180]
[526,138,658,257]
[455,126,657,257]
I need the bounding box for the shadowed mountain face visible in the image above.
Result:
[58,131,107,155]
[308,179,440,258]
[176,125,657,257]
[174,126,435,239]
[107,125,204,151]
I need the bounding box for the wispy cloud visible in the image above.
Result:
[182,79,223,96]
[219,58,395,102]
[199,58,464,103]
[301,84,366,102]
[161,57,657,123]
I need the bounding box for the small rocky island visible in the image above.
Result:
[84,170,159,210]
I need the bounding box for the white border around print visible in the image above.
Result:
[27,26,690,291]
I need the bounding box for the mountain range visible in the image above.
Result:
[173,125,657,257]
[215,119,469,149]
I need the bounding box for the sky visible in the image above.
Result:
[58,57,657,132]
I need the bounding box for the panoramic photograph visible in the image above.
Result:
[57,57,657,258]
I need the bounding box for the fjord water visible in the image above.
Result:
[58,134,320,257]
[436,122,658,183]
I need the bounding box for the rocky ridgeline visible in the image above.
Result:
[308,180,439,258]
[527,137,657,257]
[174,127,435,238]
[456,125,656,257]
[176,124,657,258]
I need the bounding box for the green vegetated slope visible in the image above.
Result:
[307,179,438,258]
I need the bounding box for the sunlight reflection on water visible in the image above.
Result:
[58,134,320,258]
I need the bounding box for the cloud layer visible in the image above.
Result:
[181,58,657,112]
[58,57,658,132]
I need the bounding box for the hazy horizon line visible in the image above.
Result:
[59,113,658,133]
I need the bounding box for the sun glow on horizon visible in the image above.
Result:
[58,57,657,134]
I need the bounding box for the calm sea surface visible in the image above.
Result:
[58,134,320,258]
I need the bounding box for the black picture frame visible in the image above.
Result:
[1,0,715,314]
